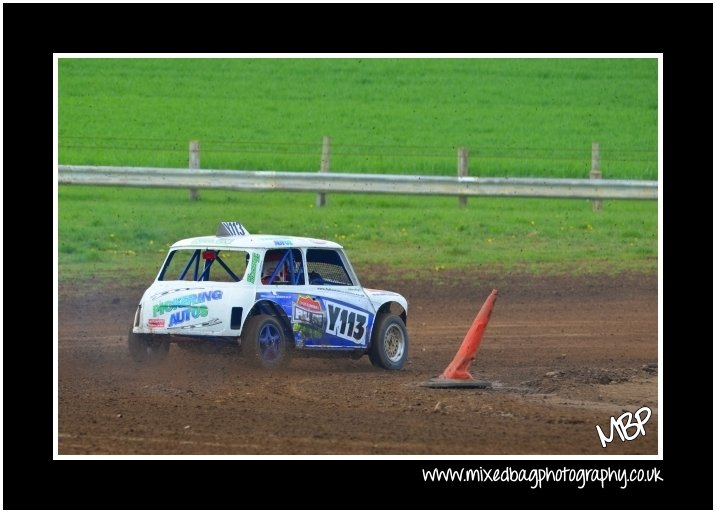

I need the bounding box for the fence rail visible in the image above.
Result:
[57,165,657,200]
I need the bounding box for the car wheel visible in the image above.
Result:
[242,315,291,369]
[368,314,408,370]
[128,329,170,363]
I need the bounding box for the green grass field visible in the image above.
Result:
[57,57,658,280]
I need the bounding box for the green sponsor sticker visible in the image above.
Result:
[246,252,260,284]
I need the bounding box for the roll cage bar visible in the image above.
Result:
[264,249,304,285]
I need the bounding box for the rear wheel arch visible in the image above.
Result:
[242,314,292,369]
[244,300,295,345]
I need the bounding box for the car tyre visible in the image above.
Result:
[128,329,170,363]
[242,315,291,369]
[368,314,408,370]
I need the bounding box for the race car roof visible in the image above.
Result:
[170,222,342,250]
[170,234,342,250]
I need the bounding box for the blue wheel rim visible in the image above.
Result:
[258,323,281,361]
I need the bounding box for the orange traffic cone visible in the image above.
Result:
[440,289,498,380]
[420,289,497,389]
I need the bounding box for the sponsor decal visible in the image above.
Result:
[152,289,223,328]
[246,252,260,284]
[324,300,368,345]
[315,287,366,298]
[168,305,209,327]
[292,296,325,342]
[257,292,293,300]
[169,318,222,330]
[153,290,223,316]
[253,292,371,348]
[148,318,165,328]
[150,287,194,300]
[273,239,293,246]
[296,295,321,313]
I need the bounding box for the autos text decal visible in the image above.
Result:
[153,290,223,315]
[168,305,208,327]
[324,300,368,344]
[152,290,223,327]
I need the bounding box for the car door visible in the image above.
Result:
[299,248,375,350]
[253,247,376,350]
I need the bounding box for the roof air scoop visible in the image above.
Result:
[216,222,250,237]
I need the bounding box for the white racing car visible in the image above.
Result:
[129,222,409,370]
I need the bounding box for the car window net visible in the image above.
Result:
[306,249,353,286]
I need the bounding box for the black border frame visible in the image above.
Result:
[3,3,711,510]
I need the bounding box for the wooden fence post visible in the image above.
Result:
[589,142,602,211]
[316,135,330,207]
[458,146,469,207]
[189,140,200,201]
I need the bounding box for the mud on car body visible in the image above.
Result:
[130,222,409,370]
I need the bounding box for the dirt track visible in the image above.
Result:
[58,271,658,456]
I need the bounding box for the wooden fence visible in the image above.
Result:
[58,140,657,207]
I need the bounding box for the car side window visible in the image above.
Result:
[306,249,353,286]
[261,249,305,285]
[159,249,248,282]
